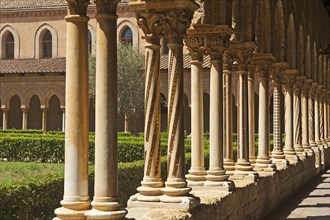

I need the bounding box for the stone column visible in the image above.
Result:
[253,53,276,172]
[127,16,163,206]
[301,80,313,155]
[164,38,191,197]
[282,70,299,163]
[185,32,206,186]
[315,87,321,146]
[293,76,306,160]
[326,92,330,144]
[21,106,28,130]
[86,1,127,219]
[309,84,317,148]
[1,106,8,129]
[41,106,48,132]
[324,92,329,147]
[205,29,234,189]
[223,54,235,175]
[320,90,326,146]
[61,107,65,132]
[248,68,256,164]
[54,0,91,218]
[228,42,258,180]
[270,63,289,169]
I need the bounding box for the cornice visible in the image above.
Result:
[0,8,67,18]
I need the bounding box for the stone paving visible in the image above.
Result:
[267,169,330,220]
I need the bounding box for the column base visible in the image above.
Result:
[303,144,314,156]
[254,158,277,172]
[85,209,127,220]
[54,200,91,220]
[203,169,234,191]
[127,193,199,211]
[163,178,191,196]
[295,151,307,160]
[271,150,286,160]
[283,147,299,164]
[312,146,321,168]
[272,159,289,170]
[249,156,256,165]
[230,170,259,182]
[224,160,235,175]
[85,200,127,220]
[186,169,207,186]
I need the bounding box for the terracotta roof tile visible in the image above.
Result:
[0,0,66,10]
[0,58,66,74]
[0,0,129,10]
[160,54,211,70]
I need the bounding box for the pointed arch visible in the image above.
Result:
[305,35,312,79]
[313,42,318,82]
[297,25,304,75]
[274,0,285,61]
[28,95,42,129]
[8,95,22,129]
[0,25,20,59]
[35,23,58,58]
[117,20,139,48]
[287,14,296,68]
[261,0,272,53]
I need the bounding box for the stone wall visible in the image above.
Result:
[189,147,330,220]
[127,147,330,220]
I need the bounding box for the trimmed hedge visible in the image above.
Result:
[0,130,195,163]
[0,153,196,220]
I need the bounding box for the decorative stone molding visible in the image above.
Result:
[131,1,198,44]
[251,53,275,78]
[95,0,120,13]
[66,0,90,16]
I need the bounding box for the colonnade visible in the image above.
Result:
[54,0,330,219]
[1,105,65,131]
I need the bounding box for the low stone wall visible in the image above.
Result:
[126,146,330,220]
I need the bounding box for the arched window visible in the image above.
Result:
[5,32,14,59]
[88,31,92,54]
[42,30,52,58]
[120,27,133,45]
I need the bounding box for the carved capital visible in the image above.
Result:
[223,41,256,71]
[302,79,313,96]
[251,53,275,79]
[185,34,205,61]
[270,62,289,80]
[66,0,90,16]
[95,0,120,14]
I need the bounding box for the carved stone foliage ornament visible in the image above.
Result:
[251,53,275,78]
[66,0,90,16]
[95,0,120,13]
[137,9,193,44]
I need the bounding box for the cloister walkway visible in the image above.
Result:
[267,169,330,220]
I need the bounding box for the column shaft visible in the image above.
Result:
[55,10,91,219]
[22,108,28,130]
[320,95,325,144]
[42,108,47,132]
[165,42,189,193]
[315,94,321,145]
[223,68,235,173]
[309,87,316,147]
[255,68,276,171]
[186,58,206,184]
[206,59,233,186]
[248,72,255,164]
[2,108,8,129]
[301,83,312,154]
[209,60,224,172]
[293,78,306,159]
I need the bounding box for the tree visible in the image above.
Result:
[88,43,145,133]
[117,43,145,132]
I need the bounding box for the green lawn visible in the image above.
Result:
[0,162,64,187]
